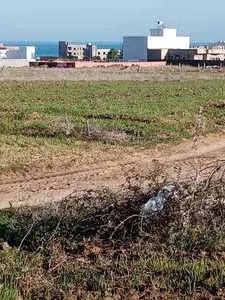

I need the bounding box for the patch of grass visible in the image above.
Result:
[0,284,21,300]
[1,80,225,172]
[1,80,225,143]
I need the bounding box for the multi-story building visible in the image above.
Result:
[85,43,98,60]
[123,21,190,61]
[59,41,98,60]
[96,48,111,61]
[59,41,86,60]
[59,41,112,61]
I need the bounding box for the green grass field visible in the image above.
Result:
[1,79,225,172]
[1,80,225,144]
[2,79,225,298]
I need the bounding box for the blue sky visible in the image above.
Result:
[1,0,224,42]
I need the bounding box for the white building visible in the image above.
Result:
[0,45,36,67]
[6,46,35,61]
[0,46,8,59]
[148,27,190,49]
[96,48,111,61]
[123,22,190,61]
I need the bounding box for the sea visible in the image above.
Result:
[3,41,211,59]
[3,41,122,58]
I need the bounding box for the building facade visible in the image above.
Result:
[148,27,190,50]
[59,41,112,61]
[85,43,98,60]
[0,46,7,59]
[59,41,86,60]
[0,45,35,61]
[6,46,35,60]
[123,22,190,61]
[168,43,225,62]
[96,48,111,61]
[123,37,148,61]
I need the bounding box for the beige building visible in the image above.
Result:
[59,41,86,60]
[150,44,225,62]
[67,44,85,59]
[96,48,111,61]
[59,41,113,61]
[172,42,225,62]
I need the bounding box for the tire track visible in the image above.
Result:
[1,133,225,208]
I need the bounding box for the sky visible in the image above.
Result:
[0,0,224,42]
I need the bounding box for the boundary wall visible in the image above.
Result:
[0,59,30,67]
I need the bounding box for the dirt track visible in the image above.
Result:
[1,133,225,208]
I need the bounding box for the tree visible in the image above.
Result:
[107,48,119,61]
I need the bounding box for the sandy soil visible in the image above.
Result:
[1,133,225,208]
[1,66,225,81]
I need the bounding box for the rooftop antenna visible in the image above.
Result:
[157,20,166,28]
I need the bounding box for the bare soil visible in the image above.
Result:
[1,65,225,81]
[1,133,225,208]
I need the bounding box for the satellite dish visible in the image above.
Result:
[157,20,163,26]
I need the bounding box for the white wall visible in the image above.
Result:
[0,49,7,59]
[123,36,148,61]
[0,59,30,67]
[26,47,35,60]
[97,48,111,61]
[148,28,190,49]
[150,28,177,37]
[148,36,190,50]
[6,46,35,60]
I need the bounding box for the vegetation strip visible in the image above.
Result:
[1,167,225,298]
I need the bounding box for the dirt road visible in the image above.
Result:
[1,134,225,208]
